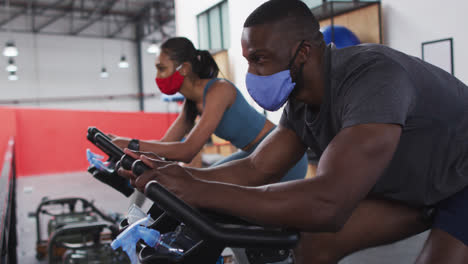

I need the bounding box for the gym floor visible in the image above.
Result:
[16,172,152,264]
[16,172,430,264]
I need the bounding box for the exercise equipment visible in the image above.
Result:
[87,127,300,264]
[87,131,134,197]
[31,196,129,264]
[321,25,360,49]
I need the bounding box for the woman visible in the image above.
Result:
[111,37,308,184]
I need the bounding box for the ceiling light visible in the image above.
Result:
[3,41,18,57]
[6,58,17,72]
[8,71,18,81]
[118,56,129,68]
[100,67,109,78]
[147,40,160,54]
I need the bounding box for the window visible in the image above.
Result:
[303,0,380,8]
[302,0,324,8]
[197,1,229,50]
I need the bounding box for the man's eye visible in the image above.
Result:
[251,56,264,64]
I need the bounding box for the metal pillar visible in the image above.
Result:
[135,21,144,111]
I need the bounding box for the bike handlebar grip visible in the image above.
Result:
[87,127,111,142]
[143,181,300,248]
[94,133,124,159]
[132,160,150,176]
[121,155,135,171]
[87,127,97,142]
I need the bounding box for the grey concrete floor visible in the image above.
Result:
[16,171,430,264]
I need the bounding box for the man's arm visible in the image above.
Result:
[187,125,307,186]
[132,123,401,232]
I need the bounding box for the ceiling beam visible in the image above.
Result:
[0,0,175,40]
[108,17,134,38]
[0,8,28,27]
[141,1,174,40]
[35,0,65,15]
[34,10,70,32]
[0,27,135,41]
[0,0,136,17]
[71,0,118,35]
[108,0,156,38]
[142,20,174,40]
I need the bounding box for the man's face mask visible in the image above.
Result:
[245,40,305,111]
[155,64,184,95]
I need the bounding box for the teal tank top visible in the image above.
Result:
[203,78,266,149]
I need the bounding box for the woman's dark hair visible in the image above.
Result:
[160,37,220,124]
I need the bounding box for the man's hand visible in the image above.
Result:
[117,148,166,185]
[138,156,207,207]
[117,149,206,207]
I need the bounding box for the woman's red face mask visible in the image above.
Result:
[155,65,184,95]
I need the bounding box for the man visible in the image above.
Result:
[119,0,468,263]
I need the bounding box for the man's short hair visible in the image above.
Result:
[244,0,323,46]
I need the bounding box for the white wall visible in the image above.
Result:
[381,0,468,84]
[0,32,176,112]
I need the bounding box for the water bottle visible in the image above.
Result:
[112,216,186,264]
[216,255,225,264]
[112,215,198,264]
[153,224,197,256]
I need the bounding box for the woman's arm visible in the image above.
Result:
[159,100,194,142]
[188,125,307,185]
[139,80,236,163]
[110,101,193,148]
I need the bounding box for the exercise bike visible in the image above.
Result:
[87,127,300,264]
[31,196,129,263]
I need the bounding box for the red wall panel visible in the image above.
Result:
[0,107,177,177]
[0,108,16,160]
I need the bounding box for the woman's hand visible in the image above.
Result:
[122,148,165,162]
[108,134,131,149]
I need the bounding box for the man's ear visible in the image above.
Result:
[297,41,312,63]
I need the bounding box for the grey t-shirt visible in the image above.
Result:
[280,44,468,207]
